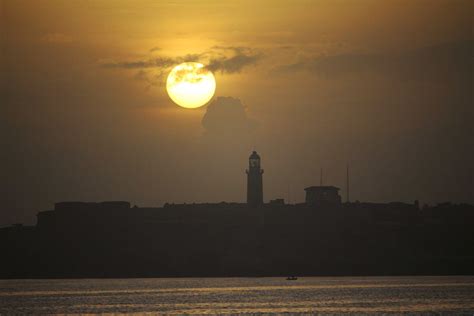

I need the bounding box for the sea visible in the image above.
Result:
[0,276,473,315]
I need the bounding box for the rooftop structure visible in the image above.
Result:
[304,186,342,207]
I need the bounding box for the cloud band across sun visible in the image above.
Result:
[101,46,262,88]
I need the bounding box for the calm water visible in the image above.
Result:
[1,276,473,315]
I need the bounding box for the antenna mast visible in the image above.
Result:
[346,164,350,203]
[287,183,290,205]
[320,168,323,186]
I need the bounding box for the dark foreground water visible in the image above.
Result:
[1,276,473,315]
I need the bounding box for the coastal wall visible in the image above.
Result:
[1,202,473,278]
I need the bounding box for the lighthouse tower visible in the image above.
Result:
[246,151,264,207]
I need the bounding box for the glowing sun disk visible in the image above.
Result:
[166,62,216,109]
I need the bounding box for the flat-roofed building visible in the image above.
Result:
[304,186,341,206]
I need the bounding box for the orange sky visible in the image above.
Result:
[1,0,473,225]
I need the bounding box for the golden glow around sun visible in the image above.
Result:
[166,62,216,109]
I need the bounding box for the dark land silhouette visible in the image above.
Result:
[1,152,473,278]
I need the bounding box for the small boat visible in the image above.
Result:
[286,276,298,280]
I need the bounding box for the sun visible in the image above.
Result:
[166,62,216,109]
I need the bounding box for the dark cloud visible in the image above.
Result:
[202,96,257,136]
[199,96,258,181]
[102,55,199,88]
[274,40,473,82]
[206,46,262,73]
[275,53,385,77]
[194,96,259,201]
[100,47,262,87]
[101,56,177,69]
[207,49,261,74]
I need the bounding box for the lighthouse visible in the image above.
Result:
[246,151,264,207]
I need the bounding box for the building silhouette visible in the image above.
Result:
[246,151,263,207]
[305,186,342,206]
[1,150,473,278]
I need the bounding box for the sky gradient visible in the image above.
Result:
[1,0,473,225]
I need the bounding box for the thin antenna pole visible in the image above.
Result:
[346,164,350,203]
[287,184,290,205]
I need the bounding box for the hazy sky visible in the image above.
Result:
[1,0,473,225]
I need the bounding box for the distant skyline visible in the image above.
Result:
[1,0,473,225]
